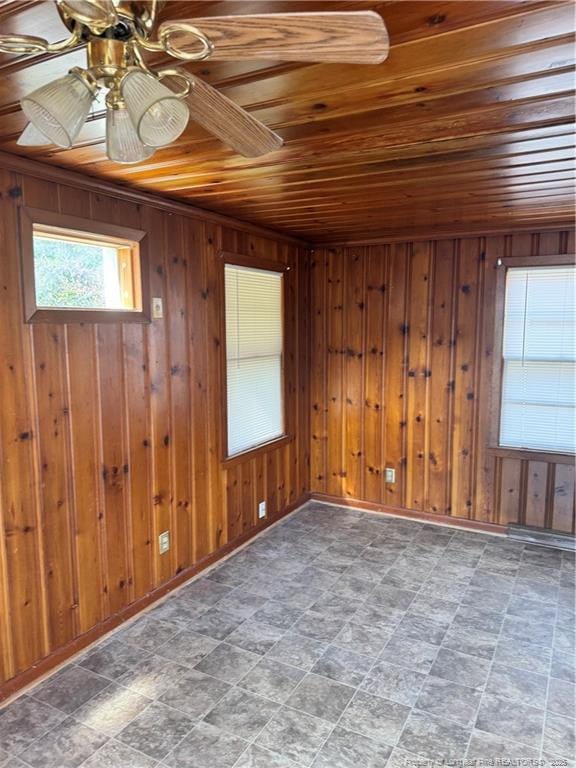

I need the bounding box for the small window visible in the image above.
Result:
[499,265,576,453]
[20,208,149,323]
[224,262,285,458]
[33,225,140,311]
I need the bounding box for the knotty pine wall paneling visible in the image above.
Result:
[1,2,574,242]
[0,163,309,698]
[309,229,575,532]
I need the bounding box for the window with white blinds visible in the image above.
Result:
[499,265,576,453]
[225,263,284,457]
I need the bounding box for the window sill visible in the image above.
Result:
[25,308,151,324]
[222,434,293,467]
[486,446,575,465]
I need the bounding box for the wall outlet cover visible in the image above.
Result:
[258,501,267,519]
[385,468,396,484]
[152,297,163,319]
[159,530,170,554]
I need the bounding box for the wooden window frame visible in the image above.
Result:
[487,253,575,462]
[219,251,292,466]
[19,206,150,323]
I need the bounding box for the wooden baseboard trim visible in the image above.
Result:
[0,494,309,705]
[508,524,576,551]
[310,493,506,535]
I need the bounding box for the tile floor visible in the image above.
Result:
[0,501,574,768]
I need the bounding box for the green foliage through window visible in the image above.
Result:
[33,234,123,309]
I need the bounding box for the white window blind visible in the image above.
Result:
[225,264,284,457]
[500,265,576,453]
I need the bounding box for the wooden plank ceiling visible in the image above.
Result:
[0,0,574,243]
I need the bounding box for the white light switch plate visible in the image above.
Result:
[385,468,396,484]
[152,297,163,319]
[258,501,267,519]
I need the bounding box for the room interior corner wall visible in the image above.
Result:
[308,230,576,533]
[1,151,573,702]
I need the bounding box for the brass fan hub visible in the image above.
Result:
[87,38,129,83]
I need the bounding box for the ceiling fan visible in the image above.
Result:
[0,0,389,163]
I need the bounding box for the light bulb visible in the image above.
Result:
[21,72,96,148]
[106,103,155,164]
[121,70,189,148]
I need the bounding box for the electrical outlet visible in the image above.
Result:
[258,500,267,519]
[385,468,396,484]
[152,297,163,319]
[158,530,170,554]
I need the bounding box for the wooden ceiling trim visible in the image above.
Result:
[0,150,307,245]
[235,193,576,222]
[313,219,576,246]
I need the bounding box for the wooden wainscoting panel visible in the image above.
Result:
[552,464,576,534]
[497,458,523,527]
[525,461,549,529]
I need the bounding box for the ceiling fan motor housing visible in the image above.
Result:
[87,38,130,83]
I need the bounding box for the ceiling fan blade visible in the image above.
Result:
[159,11,389,65]
[186,75,283,157]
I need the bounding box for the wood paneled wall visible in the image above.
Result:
[310,230,575,533]
[0,162,309,697]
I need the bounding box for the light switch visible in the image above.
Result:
[152,297,163,319]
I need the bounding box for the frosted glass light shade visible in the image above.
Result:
[21,73,95,148]
[106,105,155,164]
[121,71,189,148]
[17,122,52,146]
